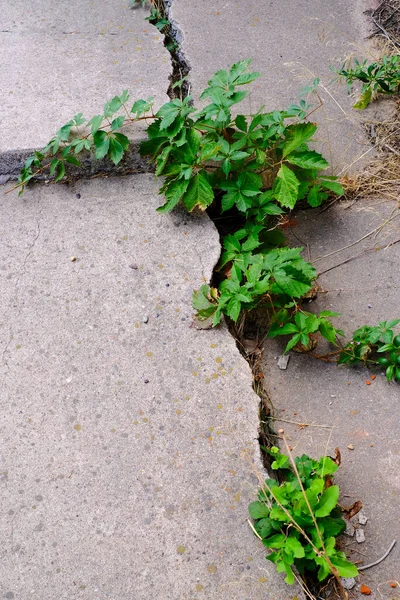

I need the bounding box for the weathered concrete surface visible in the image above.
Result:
[171,0,373,172]
[262,197,400,598]
[0,175,303,599]
[0,1,169,161]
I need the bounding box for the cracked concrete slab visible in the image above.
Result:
[0,174,304,599]
[0,1,169,173]
[261,197,400,598]
[171,0,373,173]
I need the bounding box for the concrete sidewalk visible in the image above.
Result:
[171,0,372,173]
[0,176,297,600]
[2,0,396,598]
[262,197,400,599]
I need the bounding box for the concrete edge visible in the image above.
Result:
[0,139,155,181]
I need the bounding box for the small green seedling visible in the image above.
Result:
[339,320,400,381]
[333,55,400,109]
[249,447,358,585]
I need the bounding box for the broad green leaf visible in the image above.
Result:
[108,136,124,165]
[330,555,358,578]
[263,533,286,548]
[285,536,305,559]
[114,132,130,151]
[182,172,214,211]
[104,95,122,117]
[353,87,372,109]
[111,115,125,131]
[157,177,190,213]
[157,102,181,130]
[286,150,329,170]
[93,131,110,159]
[254,518,274,538]
[55,160,66,182]
[226,298,241,321]
[65,155,81,167]
[248,501,270,519]
[315,485,339,518]
[319,178,344,196]
[282,123,317,157]
[273,164,300,209]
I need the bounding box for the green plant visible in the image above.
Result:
[333,54,400,109]
[14,60,345,355]
[338,320,400,381]
[249,446,358,585]
[269,309,344,353]
[15,92,155,195]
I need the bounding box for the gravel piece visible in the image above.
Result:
[356,528,366,543]
[143,316,149,323]
[358,513,368,525]
[341,577,356,590]
[277,355,290,370]
[345,521,355,537]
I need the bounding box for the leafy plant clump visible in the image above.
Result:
[249,447,358,585]
[339,319,400,381]
[15,59,345,357]
[333,54,400,109]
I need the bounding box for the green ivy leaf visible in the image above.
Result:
[315,485,339,518]
[248,501,270,519]
[108,136,125,165]
[157,177,190,213]
[282,123,317,157]
[273,164,300,209]
[286,150,329,170]
[93,131,110,159]
[182,172,214,211]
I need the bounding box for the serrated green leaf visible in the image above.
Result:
[273,164,300,209]
[282,123,317,157]
[285,536,305,559]
[157,177,190,213]
[319,178,344,196]
[93,131,110,159]
[108,136,125,165]
[111,115,125,131]
[182,172,214,211]
[315,485,339,518]
[248,501,270,519]
[88,114,104,135]
[286,150,329,170]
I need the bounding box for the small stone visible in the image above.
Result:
[358,513,368,525]
[277,355,290,370]
[347,444,354,450]
[166,283,170,287]
[76,193,81,199]
[144,379,149,384]
[367,304,372,308]
[143,316,149,324]
[70,256,77,262]
[330,394,336,398]
[341,578,356,590]
[356,528,366,543]
[0,175,10,185]
[345,521,355,537]
[129,263,138,270]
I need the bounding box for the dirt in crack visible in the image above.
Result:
[143,0,191,98]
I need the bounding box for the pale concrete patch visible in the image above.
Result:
[0,1,170,153]
[0,175,302,599]
[262,197,400,598]
[171,0,373,172]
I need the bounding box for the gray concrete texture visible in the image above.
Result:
[0,0,170,152]
[171,0,373,172]
[262,197,400,598]
[0,175,301,600]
